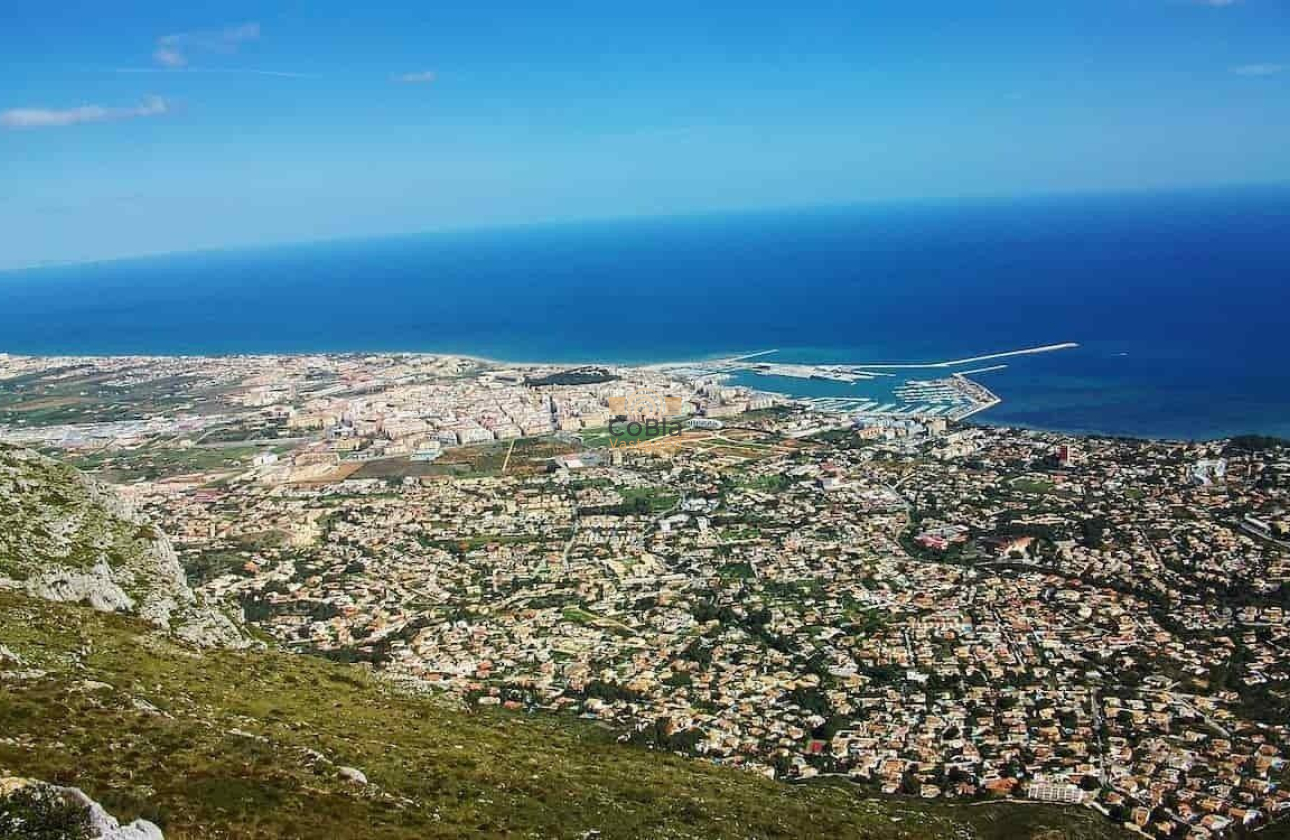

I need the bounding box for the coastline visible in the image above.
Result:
[4,190,1289,443]
[4,343,1281,444]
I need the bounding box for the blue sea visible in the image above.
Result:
[2,187,1289,440]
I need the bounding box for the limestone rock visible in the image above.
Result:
[0,445,251,649]
[338,766,368,786]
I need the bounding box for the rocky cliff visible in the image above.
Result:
[0,444,248,648]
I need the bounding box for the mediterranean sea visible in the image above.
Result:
[2,186,1289,440]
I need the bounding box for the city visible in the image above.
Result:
[3,350,1287,838]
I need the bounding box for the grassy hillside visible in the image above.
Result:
[0,591,1124,840]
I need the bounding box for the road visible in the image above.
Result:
[194,436,311,449]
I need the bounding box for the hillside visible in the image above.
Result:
[0,444,246,648]
[0,590,1125,839]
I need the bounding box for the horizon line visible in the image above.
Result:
[2,179,1288,276]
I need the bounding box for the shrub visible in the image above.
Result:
[0,785,91,840]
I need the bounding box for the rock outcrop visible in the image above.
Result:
[0,777,165,839]
[0,444,248,648]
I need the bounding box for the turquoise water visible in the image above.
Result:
[2,187,1289,440]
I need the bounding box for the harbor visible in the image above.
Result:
[662,343,1069,424]
[796,373,1001,422]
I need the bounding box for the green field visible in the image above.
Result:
[0,370,228,426]
[1009,477,1057,494]
[579,423,684,449]
[618,486,680,513]
[64,441,288,483]
[351,437,582,480]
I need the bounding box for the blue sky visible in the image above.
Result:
[1,0,1288,269]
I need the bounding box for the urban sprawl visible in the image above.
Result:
[2,350,1288,839]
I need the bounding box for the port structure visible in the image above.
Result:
[662,342,1077,423]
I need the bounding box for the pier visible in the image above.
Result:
[663,342,1076,379]
[850,342,1078,370]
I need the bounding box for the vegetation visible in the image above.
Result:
[525,368,620,387]
[580,485,679,516]
[66,443,271,483]
[579,423,679,449]
[366,436,580,479]
[1009,476,1056,494]
[729,471,793,493]
[0,369,222,428]
[0,591,1126,839]
[0,785,91,840]
[0,444,156,577]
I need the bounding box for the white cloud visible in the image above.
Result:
[1231,63,1285,76]
[153,22,261,68]
[1,96,169,129]
[394,70,437,84]
[154,46,186,67]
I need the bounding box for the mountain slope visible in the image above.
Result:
[0,591,1124,840]
[0,444,245,648]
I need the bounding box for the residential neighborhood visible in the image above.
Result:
[3,351,1288,838]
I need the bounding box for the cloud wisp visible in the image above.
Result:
[394,70,437,84]
[1,96,169,129]
[1231,63,1285,76]
[154,22,261,68]
[112,66,311,79]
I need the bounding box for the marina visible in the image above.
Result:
[665,343,1056,424]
